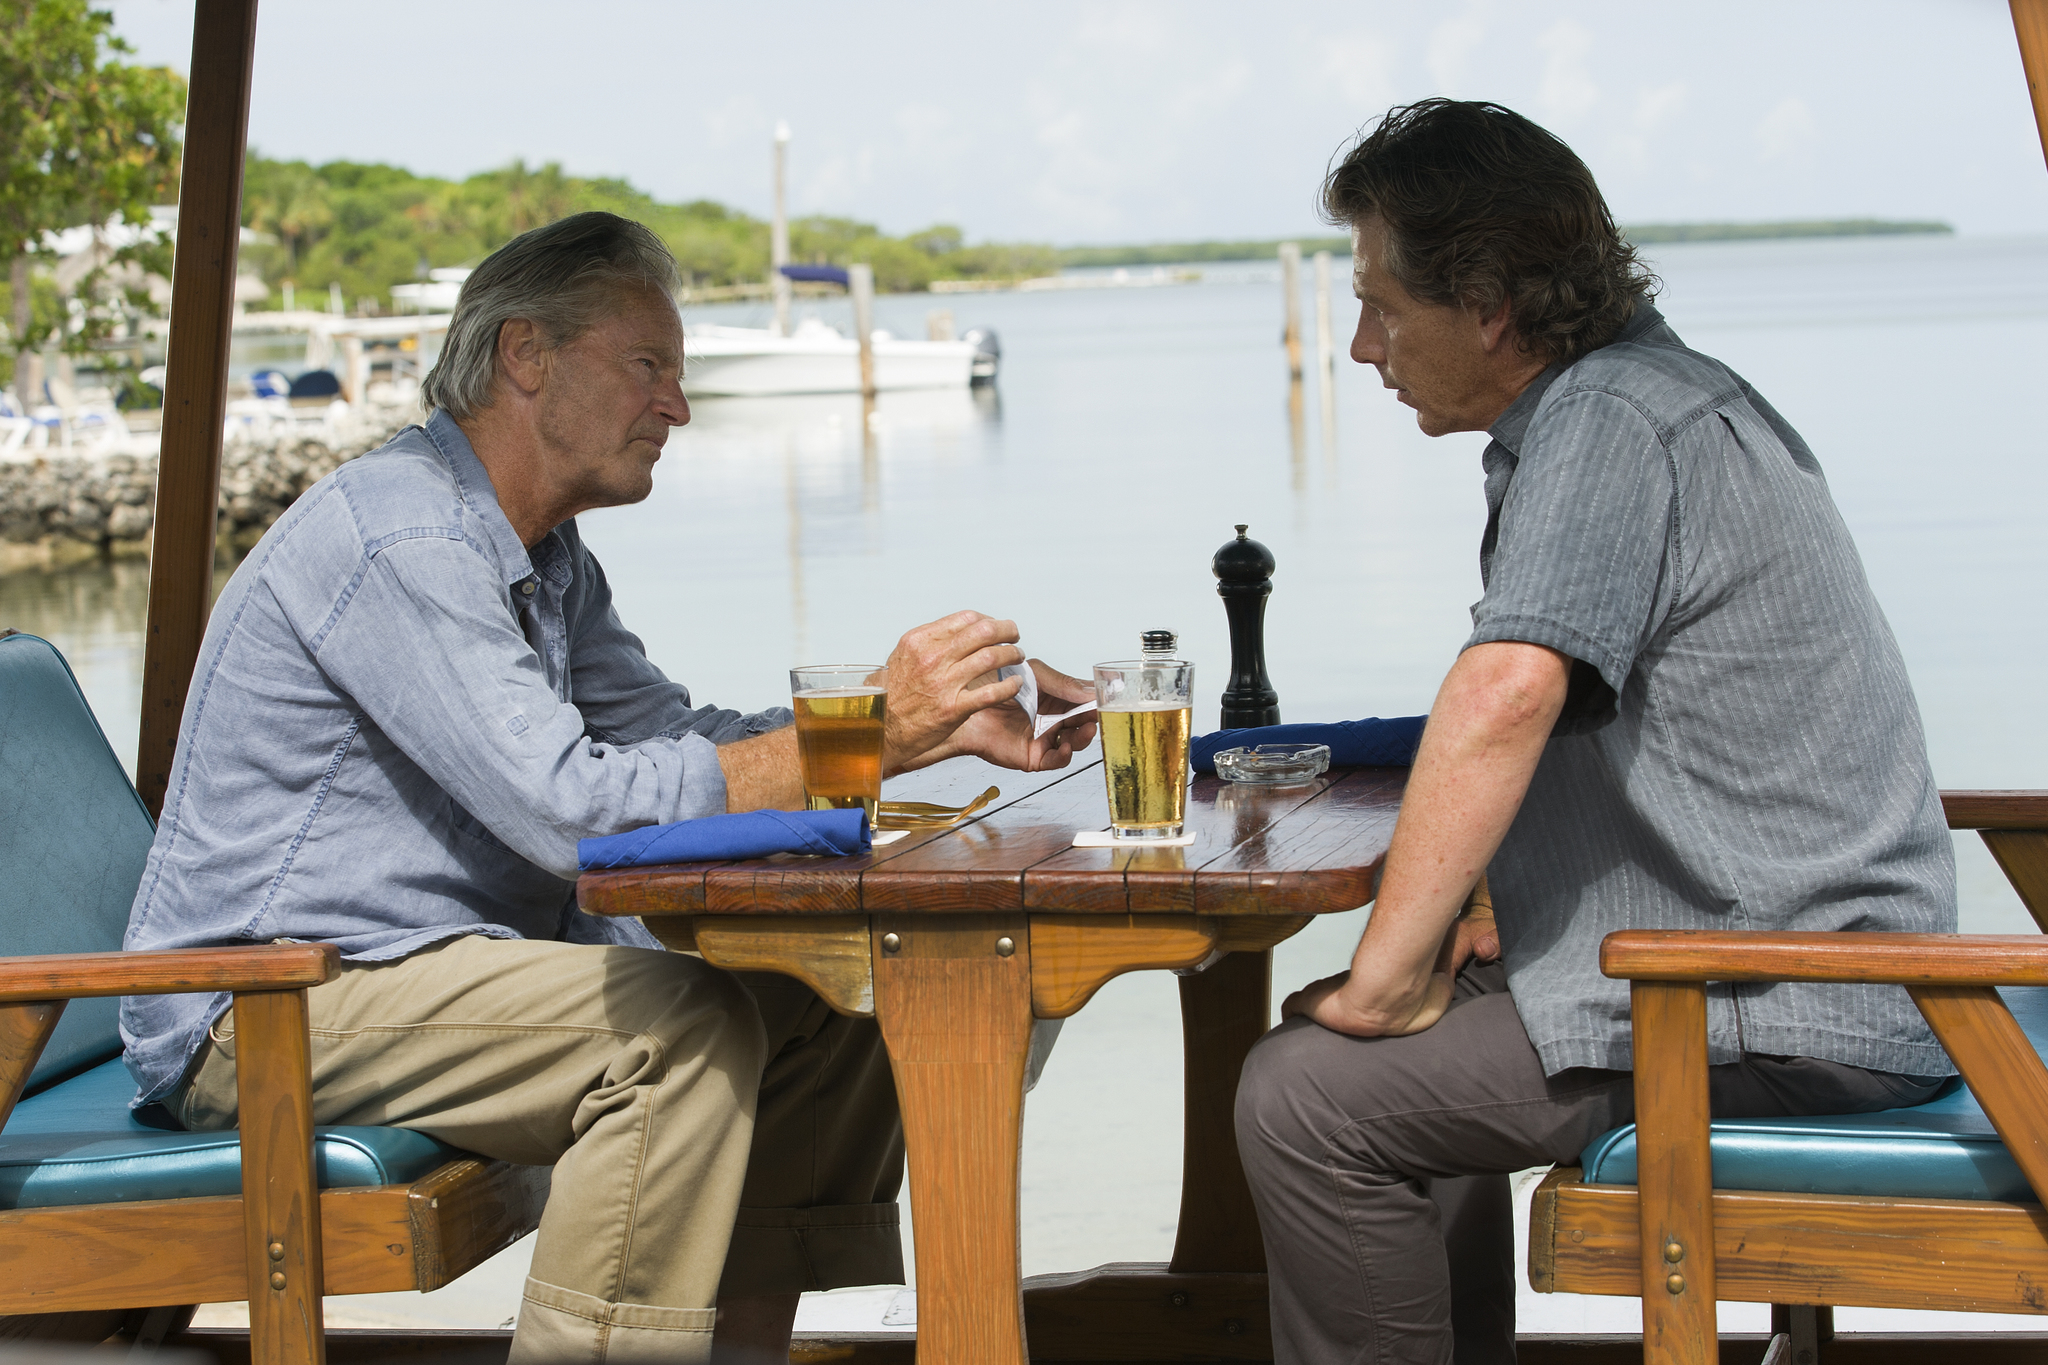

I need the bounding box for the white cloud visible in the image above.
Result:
[1320,32,1396,112]
[1426,10,1488,96]
[1536,19,1600,127]
[1756,95,1819,163]
[1612,82,1689,168]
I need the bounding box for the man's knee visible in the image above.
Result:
[604,946,770,1077]
[1235,1017,1341,1174]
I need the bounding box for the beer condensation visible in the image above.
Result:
[794,687,886,820]
[1101,703,1192,832]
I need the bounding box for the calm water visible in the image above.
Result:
[8,232,2048,1333]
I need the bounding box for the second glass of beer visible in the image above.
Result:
[790,665,887,825]
[1093,658,1194,841]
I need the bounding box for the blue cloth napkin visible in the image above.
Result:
[1190,715,1428,774]
[579,808,871,871]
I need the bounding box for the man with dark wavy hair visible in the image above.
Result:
[1234,100,1956,1364]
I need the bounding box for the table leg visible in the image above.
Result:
[872,913,1034,1365]
[1170,948,1270,1274]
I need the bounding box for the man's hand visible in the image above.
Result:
[1281,967,1455,1037]
[881,611,1028,774]
[894,659,1100,773]
[1440,906,1500,976]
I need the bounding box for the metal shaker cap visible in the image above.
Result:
[1141,630,1177,656]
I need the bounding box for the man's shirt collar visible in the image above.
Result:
[422,408,536,586]
[1486,299,1670,458]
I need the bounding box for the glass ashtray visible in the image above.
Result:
[1213,742,1331,785]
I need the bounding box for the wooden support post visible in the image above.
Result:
[233,988,326,1365]
[1631,980,1717,1365]
[1909,983,2048,1204]
[1169,949,1269,1273]
[1981,829,2048,932]
[2015,0,2048,172]
[0,1000,65,1130]
[850,263,877,400]
[872,914,1033,1365]
[1279,242,1303,378]
[137,0,260,819]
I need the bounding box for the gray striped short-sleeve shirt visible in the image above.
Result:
[1471,302,1955,1078]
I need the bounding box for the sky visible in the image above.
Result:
[104,0,2048,245]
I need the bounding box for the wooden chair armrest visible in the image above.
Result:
[0,944,338,1003]
[1601,931,2048,985]
[1943,790,2048,831]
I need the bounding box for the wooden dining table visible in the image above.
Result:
[577,756,1408,1365]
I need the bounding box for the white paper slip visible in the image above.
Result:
[871,829,911,846]
[1034,698,1098,739]
[999,661,1100,739]
[1071,828,1197,848]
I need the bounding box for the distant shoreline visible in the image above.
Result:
[1056,219,1955,268]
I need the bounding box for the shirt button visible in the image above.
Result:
[520,580,537,596]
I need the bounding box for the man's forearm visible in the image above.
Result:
[715,726,804,812]
[1336,641,1570,1027]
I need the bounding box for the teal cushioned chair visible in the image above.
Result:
[0,632,547,1360]
[1531,795,2048,1364]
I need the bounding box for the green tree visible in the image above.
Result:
[0,0,184,398]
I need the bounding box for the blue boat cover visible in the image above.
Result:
[0,1059,464,1210]
[1579,986,2048,1203]
[778,264,850,286]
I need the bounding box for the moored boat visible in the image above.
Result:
[682,318,997,396]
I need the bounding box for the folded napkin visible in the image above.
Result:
[1190,715,1428,774]
[579,808,871,871]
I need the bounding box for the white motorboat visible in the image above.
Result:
[683,319,998,397]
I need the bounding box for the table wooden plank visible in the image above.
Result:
[579,760,1405,921]
[577,759,1082,918]
[1024,769,1350,915]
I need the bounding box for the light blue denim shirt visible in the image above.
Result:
[121,411,789,1106]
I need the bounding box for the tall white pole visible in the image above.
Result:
[772,121,792,338]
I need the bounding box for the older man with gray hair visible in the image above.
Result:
[121,211,1095,1364]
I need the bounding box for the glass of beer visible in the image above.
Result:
[1093,658,1195,841]
[791,665,887,824]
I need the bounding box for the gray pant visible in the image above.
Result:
[1234,963,1944,1365]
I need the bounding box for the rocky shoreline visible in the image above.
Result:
[0,409,414,575]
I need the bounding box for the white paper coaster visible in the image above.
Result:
[870,829,911,846]
[1071,828,1197,848]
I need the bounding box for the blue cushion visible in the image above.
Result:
[1579,986,2048,1203]
[0,633,156,1091]
[0,1058,466,1210]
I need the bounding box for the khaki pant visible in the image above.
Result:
[175,933,904,1364]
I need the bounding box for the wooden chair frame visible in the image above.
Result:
[0,944,548,1364]
[1533,792,2048,1365]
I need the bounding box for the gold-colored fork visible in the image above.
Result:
[874,785,1000,831]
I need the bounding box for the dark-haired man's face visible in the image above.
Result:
[1349,218,1541,437]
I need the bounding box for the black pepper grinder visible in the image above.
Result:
[1213,524,1280,727]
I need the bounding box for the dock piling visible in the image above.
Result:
[1279,241,1303,379]
[850,263,877,400]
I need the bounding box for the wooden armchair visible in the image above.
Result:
[1531,792,2048,1365]
[0,632,547,1362]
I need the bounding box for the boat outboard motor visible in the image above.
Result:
[961,327,1001,385]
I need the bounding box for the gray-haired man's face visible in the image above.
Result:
[531,288,689,511]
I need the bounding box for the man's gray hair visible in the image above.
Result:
[421,211,682,421]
